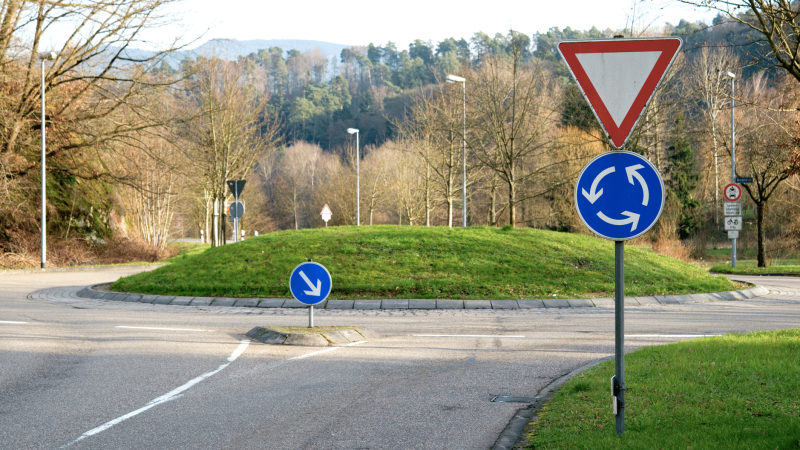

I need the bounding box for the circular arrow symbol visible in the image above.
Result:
[574,151,665,241]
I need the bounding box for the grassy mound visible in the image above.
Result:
[528,328,800,449]
[111,226,738,300]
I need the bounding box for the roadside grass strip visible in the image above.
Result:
[527,328,800,450]
[711,261,800,275]
[112,225,737,300]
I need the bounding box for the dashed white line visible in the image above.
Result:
[0,320,27,324]
[116,326,214,332]
[413,334,525,338]
[62,339,251,448]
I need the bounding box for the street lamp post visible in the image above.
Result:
[726,71,736,268]
[40,51,57,269]
[446,74,467,227]
[347,128,360,226]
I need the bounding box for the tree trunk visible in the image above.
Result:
[508,182,516,227]
[447,197,453,227]
[756,201,767,267]
[212,197,220,247]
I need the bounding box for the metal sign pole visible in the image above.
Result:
[309,305,314,328]
[234,181,239,243]
[614,240,625,434]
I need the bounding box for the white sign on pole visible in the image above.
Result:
[558,38,682,148]
[728,231,739,239]
[724,202,741,216]
[320,204,332,225]
[724,216,742,231]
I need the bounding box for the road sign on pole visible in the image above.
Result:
[229,201,245,219]
[227,180,246,242]
[723,183,742,202]
[575,151,665,241]
[724,202,741,216]
[564,39,680,435]
[227,180,246,197]
[724,216,742,231]
[289,261,332,306]
[320,204,332,226]
[290,261,333,328]
[558,38,682,148]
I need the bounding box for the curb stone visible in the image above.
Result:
[491,356,614,450]
[76,283,770,310]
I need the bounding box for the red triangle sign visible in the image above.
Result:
[558,38,682,148]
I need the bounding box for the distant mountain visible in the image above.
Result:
[188,39,351,60]
[123,39,352,69]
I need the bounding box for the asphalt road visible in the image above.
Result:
[1,269,799,449]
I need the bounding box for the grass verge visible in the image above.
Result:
[528,328,800,449]
[711,260,800,275]
[111,226,738,299]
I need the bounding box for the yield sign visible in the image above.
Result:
[558,38,682,148]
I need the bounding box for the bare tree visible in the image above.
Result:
[179,57,281,246]
[680,0,800,85]
[470,52,561,226]
[690,47,738,227]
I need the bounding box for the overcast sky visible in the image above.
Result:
[145,0,716,50]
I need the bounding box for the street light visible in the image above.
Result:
[39,51,57,269]
[726,71,736,268]
[347,128,360,226]
[446,74,467,227]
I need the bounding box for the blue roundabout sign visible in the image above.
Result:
[575,151,664,241]
[289,261,332,305]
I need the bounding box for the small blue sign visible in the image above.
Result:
[289,262,332,305]
[575,151,665,241]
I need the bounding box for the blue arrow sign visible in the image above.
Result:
[575,151,665,241]
[289,262,332,305]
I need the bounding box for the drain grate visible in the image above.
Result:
[491,396,540,403]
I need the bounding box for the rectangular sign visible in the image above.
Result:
[735,177,753,184]
[724,216,742,231]
[728,231,739,239]
[724,202,741,216]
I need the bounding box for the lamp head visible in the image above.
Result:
[347,128,359,134]
[446,74,465,83]
[39,51,57,61]
[726,71,736,79]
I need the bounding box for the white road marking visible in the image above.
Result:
[626,334,723,338]
[116,326,214,332]
[413,334,525,338]
[289,340,366,361]
[62,339,250,448]
[0,320,27,324]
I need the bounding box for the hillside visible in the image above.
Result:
[111,226,738,300]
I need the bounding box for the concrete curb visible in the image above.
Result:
[0,264,164,276]
[76,284,771,310]
[492,356,614,450]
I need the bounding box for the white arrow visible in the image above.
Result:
[625,164,649,206]
[299,270,322,296]
[582,166,615,204]
[597,211,640,231]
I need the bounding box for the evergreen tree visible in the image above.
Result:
[666,112,701,239]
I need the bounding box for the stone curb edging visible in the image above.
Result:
[76,284,770,310]
[492,356,615,450]
[0,264,164,276]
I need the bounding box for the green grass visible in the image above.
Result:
[111,226,738,299]
[528,328,800,450]
[711,259,800,275]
